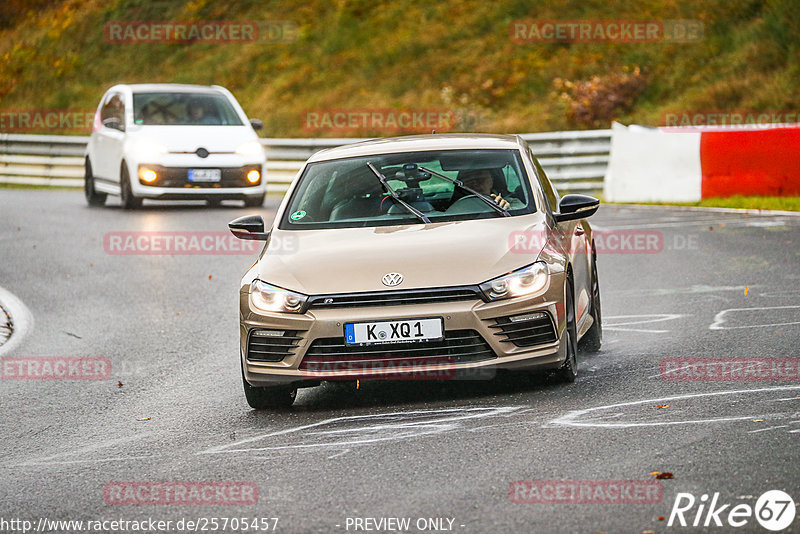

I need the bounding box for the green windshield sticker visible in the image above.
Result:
[290,210,306,221]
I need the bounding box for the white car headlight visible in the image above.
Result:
[249,280,307,313]
[130,138,167,160]
[236,141,265,158]
[480,262,549,301]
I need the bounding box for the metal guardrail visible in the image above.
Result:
[0,130,610,193]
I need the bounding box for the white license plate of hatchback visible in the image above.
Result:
[344,317,443,345]
[188,168,221,182]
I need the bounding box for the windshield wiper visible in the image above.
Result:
[366,162,431,224]
[418,166,510,217]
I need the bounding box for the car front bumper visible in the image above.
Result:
[239,274,568,387]
[129,153,266,199]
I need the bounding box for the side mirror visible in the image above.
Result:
[249,118,263,131]
[554,194,599,223]
[102,117,125,132]
[229,215,270,240]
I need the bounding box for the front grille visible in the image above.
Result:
[139,164,262,188]
[490,313,557,347]
[246,329,303,362]
[306,286,484,309]
[299,329,496,371]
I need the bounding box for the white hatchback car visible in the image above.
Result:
[84,83,267,209]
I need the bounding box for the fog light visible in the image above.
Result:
[509,312,548,323]
[251,329,285,337]
[246,169,260,183]
[139,168,157,183]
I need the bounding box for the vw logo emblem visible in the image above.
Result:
[381,272,404,287]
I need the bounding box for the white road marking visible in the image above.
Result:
[598,219,728,230]
[200,406,524,455]
[20,433,156,466]
[609,285,752,298]
[16,454,156,466]
[709,306,800,330]
[600,218,796,230]
[549,385,800,429]
[604,314,685,333]
[748,426,788,433]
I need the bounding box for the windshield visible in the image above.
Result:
[132,92,244,126]
[280,149,535,229]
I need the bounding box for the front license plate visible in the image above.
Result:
[188,168,221,182]
[344,317,443,345]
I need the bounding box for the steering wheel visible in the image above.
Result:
[445,195,493,214]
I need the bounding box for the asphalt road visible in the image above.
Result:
[1,190,799,534]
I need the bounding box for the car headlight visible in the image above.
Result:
[130,138,167,160]
[249,280,307,313]
[480,262,549,301]
[236,141,264,158]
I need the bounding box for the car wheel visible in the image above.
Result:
[241,363,296,409]
[84,159,107,207]
[244,193,265,208]
[579,251,602,353]
[120,164,142,210]
[557,278,578,383]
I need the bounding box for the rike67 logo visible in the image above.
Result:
[668,490,796,531]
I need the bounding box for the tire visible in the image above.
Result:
[579,251,602,353]
[241,363,296,409]
[557,278,578,383]
[120,164,142,210]
[84,159,107,207]
[244,193,265,208]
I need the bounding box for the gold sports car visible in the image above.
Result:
[229,134,601,408]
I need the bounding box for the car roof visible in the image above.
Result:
[307,134,528,163]
[112,83,228,94]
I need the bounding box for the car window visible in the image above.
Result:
[132,92,244,126]
[529,146,559,212]
[100,92,125,124]
[280,149,536,230]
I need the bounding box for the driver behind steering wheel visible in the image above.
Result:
[455,169,511,210]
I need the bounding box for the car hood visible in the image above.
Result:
[255,215,547,295]
[126,125,258,153]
